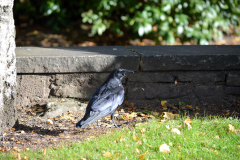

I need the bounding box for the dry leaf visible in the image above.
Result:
[46,119,53,125]
[9,137,14,141]
[114,152,122,157]
[171,128,181,135]
[139,154,145,160]
[135,148,140,153]
[145,143,152,147]
[159,144,170,154]
[12,152,21,160]
[22,156,28,160]
[225,112,230,116]
[43,148,47,154]
[215,135,220,139]
[163,112,179,119]
[184,118,193,124]
[119,136,126,142]
[141,128,146,133]
[228,124,235,132]
[196,107,200,110]
[187,105,192,108]
[129,102,135,107]
[161,101,167,107]
[133,135,139,141]
[186,123,192,130]
[104,116,111,120]
[137,140,143,145]
[102,151,113,157]
[166,125,170,130]
[87,136,95,139]
[125,144,130,147]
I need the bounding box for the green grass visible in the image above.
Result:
[1,116,240,160]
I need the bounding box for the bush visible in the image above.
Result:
[14,0,240,44]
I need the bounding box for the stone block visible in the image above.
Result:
[127,82,193,100]
[227,71,240,86]
[128,45,240,71]
[51,73,109,99]
[16,75,51,108]
[194,85,225,97]
[226,87,240,95]
[16,46,140,73]
[127,72,174,83]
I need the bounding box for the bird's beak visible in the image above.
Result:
[124,69,134,74]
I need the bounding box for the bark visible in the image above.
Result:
[0,0,17,134]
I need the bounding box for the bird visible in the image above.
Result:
[76,68,134,128]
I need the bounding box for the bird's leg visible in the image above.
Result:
[96,120,100,127]
[111,114,120,128]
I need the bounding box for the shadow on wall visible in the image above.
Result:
[16,46,140,108]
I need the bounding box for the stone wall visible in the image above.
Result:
[16,46,240,109]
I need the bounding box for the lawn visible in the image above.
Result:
[1,116,240,160]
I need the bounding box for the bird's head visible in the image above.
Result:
[114,68,134,80]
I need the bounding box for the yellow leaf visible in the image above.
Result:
[133,135,139,141]
[141,128,146,133]
[187,105,192,108]
[163,112,179,119]
[196,107,200,110]
[43,148,47,154]
[104,116,111,120]
[135,148,140,153]
[171,128,181,135]
[184,118,193,124]
[119,136,126,142]
[145,143,152,147]
[102,151,113,157]
[11,152,21,160]
[161,101,167,107]
[177,154,181,157]
[22,156,28,160]
[139,154,145,160]
[114,152,122,157]
[159,144,170,154]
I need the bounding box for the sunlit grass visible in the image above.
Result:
[1,116,240,160]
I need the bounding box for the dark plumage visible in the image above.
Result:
[76,68,134,128]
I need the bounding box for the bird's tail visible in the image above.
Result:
[76,109,111,128]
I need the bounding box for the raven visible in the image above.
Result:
[76,68,134,128]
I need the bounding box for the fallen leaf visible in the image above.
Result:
[137,140,143,145]
[125,144,130,147]
[186,123,192,130]
[9,137,15,141]
[104,116,111,120]
[47,119,53,125]
[145,143,152,147]
[196,132,206,135]
[215,135,220,139]
[171,128,181,135]
[129,102,135,107]
[139,154,145,160]
[187,105,192,108]
[11,152,21,160]
[141,128,146,133]
[184,118,193,124]
[87,136,95,139]
[133,135,139,141]
[159,144,170,154]
[228,124,235,132]
[119,136,126,142]
[166,125,170,130]
[177,154,181,157]
[43,148,47,154]
[163,112,179,119]
[161,101,167,107]
[22,156,28,160]
[114,152,122,157]
[194,112,200,116]
[172,106,178,110]
[224,112,230,116]
[196,107,200,110]
[135,148,140,153]
[102,151,113,157]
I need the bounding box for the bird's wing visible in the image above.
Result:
[91,86,124,112]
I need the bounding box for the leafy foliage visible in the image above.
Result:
[14,0,240,44]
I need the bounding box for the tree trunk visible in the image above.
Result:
[0,0,17,134]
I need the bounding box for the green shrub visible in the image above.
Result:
[14,0,240,44]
